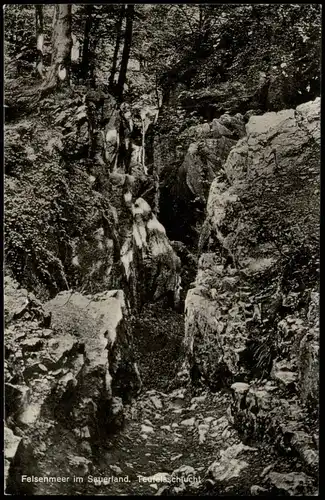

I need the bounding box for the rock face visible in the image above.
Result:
[44,289,142,405]
[179,98,319,385]
[69,167,180,312]
[179,99,319,475]
[72,176,181,312]
[5,89,176,311]
[155,112,246,244]
[121,196,181,311]
[4,276,141,493]
[178,114,245,204]
[66,95,181,311]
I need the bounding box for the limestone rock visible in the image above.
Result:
[230,380,318,478]
[290,431,318,476]
[179,98,319,401]
[4,427,22,460]
[155,112,245,245]
[198,422,210,444]
[180,102,320,481]
[169,465,199,493]
[179,114,245,205]
[180,417,195,427]
[211,119,233,138]
[250,485,268,495]
[110,464,123,475]
[272,360,297,389]
[45,290,141,415]
[161,425,172,432]
[67,455,91,476]
[172,464,197,478]
[267,471,314,496]
[208,443,256,482]
[5,282,143,492]
[150,395,163,409]
[141,424,154,434]
[70,175,180,312]
[231,382,250,394]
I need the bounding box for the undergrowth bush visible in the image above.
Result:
[4,96,116,299]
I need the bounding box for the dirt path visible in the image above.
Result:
[30,381,313,496]
[68,387,295,496]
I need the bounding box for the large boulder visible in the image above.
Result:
[4,278,141,494]
[5,280,141,429]
[178,98,319,397]
[44,289,142,411]
[177,99,319,482]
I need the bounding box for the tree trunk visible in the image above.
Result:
[80,5,94,84]
[117,118,132,174]
[35,5,44,79]
[109,5,125,90]
[42,5,72,90]
[199,5,203,30]
[155,73,161,109]
[116,4,135,102]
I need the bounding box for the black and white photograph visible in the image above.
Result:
[3,2,320,496]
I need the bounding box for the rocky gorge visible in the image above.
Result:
[4,93,319,496]
[4,4,320,497]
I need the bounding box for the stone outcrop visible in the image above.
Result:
[72,173,181,312]
[179,99,319,478]
[58,93,181,310]
[176,114,245,203]
[179,97,319,385]
[155,112,246,244]
[4,276,141,493]
[5,89,170,308]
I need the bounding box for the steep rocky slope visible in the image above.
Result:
[4,86,183,494]
[5,88,178,309]
[176,98,319,485]
[4,276,141,493]
[4,85,319,497]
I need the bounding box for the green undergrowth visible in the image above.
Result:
[4,87,114,300]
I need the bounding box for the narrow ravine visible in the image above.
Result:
[4,4,319,497]
[26,331,306,497]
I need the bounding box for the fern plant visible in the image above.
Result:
[251,328,278,380]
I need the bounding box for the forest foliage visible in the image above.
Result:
[4,4,321,298]
[4,4,321,108]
